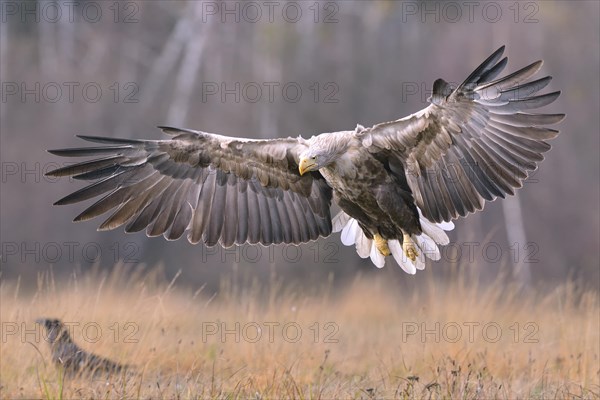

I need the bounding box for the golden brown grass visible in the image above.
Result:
[0,264,598,399]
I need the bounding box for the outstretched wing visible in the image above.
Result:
[359,45,565,223]
[47,128,333,247]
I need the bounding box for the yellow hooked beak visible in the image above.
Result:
[298,156,317,176]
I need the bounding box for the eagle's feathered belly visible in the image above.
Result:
[319,148,422,240]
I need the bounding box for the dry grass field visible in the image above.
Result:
[0,264,598,399]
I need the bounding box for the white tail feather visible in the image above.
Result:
[413,233,441,261]
[417,208,453,246]
[354,222,371,258]
[341,218,357,246]
[419,220,450,246]
[332,209,454,272]
[369,242,385,268]
[438,221,455,231]
[389,240,416,274]
[355,234,372,259]
[332,211,351,233]
[414,242,427,270]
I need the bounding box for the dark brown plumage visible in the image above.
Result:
[46,46,564,272]
[36,318,129,378]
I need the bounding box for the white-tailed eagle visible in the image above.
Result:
[47,46,564,273]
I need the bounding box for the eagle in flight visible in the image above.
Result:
[47,46,564,273]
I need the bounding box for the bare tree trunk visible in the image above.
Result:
[141,5,194,112]
[58,13,74,66]
[1,14,8,122]
[39,16,57,80]
[493,23,532,286]
[255,24,281,139]
[58,14,75,126]
[116,19,142,136]
[502,194,531,285]
[167,4,209,126]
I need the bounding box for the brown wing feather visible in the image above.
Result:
[47,128,332,246]
[360,46,564,223]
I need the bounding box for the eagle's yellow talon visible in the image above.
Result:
[403,233,418,262]
[374,234,391,256]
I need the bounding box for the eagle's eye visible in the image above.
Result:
[311,156,317,160]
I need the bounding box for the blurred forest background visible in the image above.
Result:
[1,0,598,292]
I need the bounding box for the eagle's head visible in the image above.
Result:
[298,150,321,175]
[298,132,352,175]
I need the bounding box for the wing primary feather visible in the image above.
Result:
[166,182,194,240]
[445,150,482,215]
[486,125,549,156]
[144,179,181,236]
[54,167,153,206]
[255,183,273,245]
[431,165,457,220]
[221,174,238,248]
[478,56,508,83]
[283,192,302,244]
[476,60,543,92]
[204,172,227,246]
[266,193,284,244]
[246,180,261,244]
[75,171,162,222]
[490,112,565,127]
[236,180,249,245]
[485,127,544,165]
[470,140,520,192]
[488,120,559,141]
[75,135,149,145]
[421,168,444,222]
[453,132,502,200]
[458,45,505,90]
[124,177,172,232]
[479,135,533,174]
[497,76,552,101]
[301,197,320,240]
[189,171,216,243]
[149,179,189,237]
[72,165,129,181]
[492,91,561,114]
[45,156,125,178]
[439,157,469,218]
[274,194,293,243]
[47,146,134,157]
[291,193,311,242]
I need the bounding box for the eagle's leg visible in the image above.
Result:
[373,234,391,256]
[402,232,418,262]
